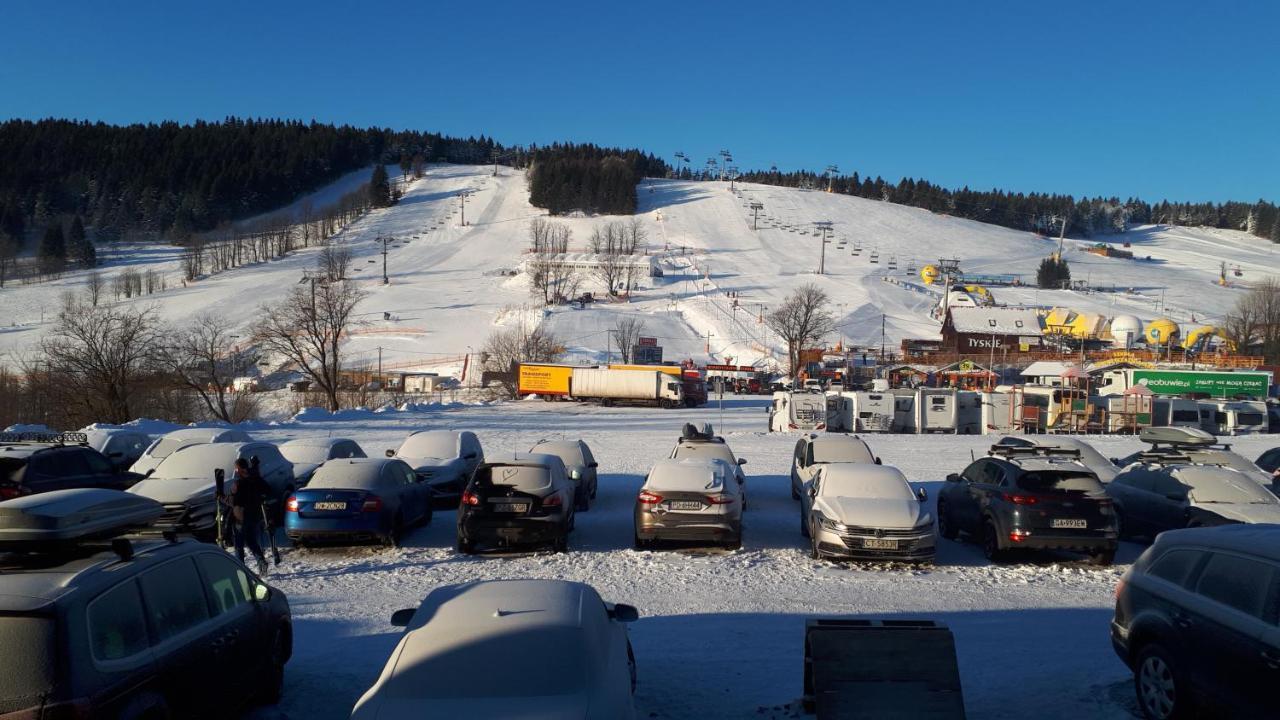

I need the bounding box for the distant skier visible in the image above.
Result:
[229,457,270,575]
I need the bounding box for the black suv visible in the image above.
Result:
[0,490,292,718]
[0,432,142,499]
[938,445,1119,564]
[1111,525,1279,719]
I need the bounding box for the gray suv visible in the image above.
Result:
[1111,525,1279,719]
[0,491,292,719]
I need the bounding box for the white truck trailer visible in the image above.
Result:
[569,368,684,408]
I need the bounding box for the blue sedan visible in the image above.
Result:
[285,458,432,547]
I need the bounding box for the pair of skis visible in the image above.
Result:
[214,469,282,567]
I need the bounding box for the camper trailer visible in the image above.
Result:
[915,388,959,434]
[956,390,982,435]
[826,393,850,432]
[1150,397,1202,428]
[826,391,894,433]
[770,391,827,432]
[979,391,1018,435]
[1197,400,1269,436]
[891,389,917,433]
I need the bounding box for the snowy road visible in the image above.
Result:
[232,399,1280,719]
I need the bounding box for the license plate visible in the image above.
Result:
[668,501,703,511]
[313,502,346,511]
[494,503,529,513]
[1051,518,1087,529]
[863,538,898,550]
[498,528,523,539]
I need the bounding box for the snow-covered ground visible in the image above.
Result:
[2,165,1274,376]
[225,398,1280,720]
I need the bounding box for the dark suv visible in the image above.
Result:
[0,432,142,499]
[0,490,292,718]
[1111,525,1279,719]
[938,445,1119,564]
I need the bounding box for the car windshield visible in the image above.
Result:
[151,445,237,479]
[0,616,55,714]
[1014,471,1103,494]
[398,434,457,459]
[475,464,550,492]
[1183,473,1278,504]
[821,471,913,500]
[280,444,332,464]
[537,443,584,465]
[308,465,382,490]
[147,437,191,459]
[673,443,735,465]
[811,441,873,463]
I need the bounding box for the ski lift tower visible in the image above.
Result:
[936,258,962,314]
[825,164,839,192]
[749,201,764,230]
[673,151,688,178]
[719,150,733,180]
[814,221,834,275]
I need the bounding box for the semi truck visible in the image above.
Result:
[570,368,684,408]
[516,363,580,398]
[607,364,706,407]
[1095,368,1272,399]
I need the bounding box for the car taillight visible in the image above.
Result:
[542,494,563,507]
[0,484,24,500]
[707,495,735,505]
[461,490,480,506]
[361,497,382,513]
[285,496,299,513]
[638,491,663,504]
[788,423,799,429]
[816,423,826,430]
[1002,493,1039,505]
[1009,528,1032,542]
[1114,578,1126,600]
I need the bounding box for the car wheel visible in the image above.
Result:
[809,524,821,559]
[800,510,810,538]
[456,536,475,554]
[791,480,800,500]
[576,490,589,512]
[937,500,958,540]
[1088,547,1116,566]
[552,533,569,553]
[633,534,649,550]
[260,628,290,705]
[726,533,742,550]
[981,521,1007,562]
[383,515,404,548]
[1135,644,1189,720]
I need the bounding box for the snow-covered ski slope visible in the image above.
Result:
[2,164,1275,371]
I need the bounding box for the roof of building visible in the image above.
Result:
[1020,361,1074,378]
[946,306,1043,336]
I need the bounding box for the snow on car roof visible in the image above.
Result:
[819,464,913,500]
[306,459,390,489]
[396,431,460,458]
[646,457,730,493]
[281,436,344,448]
[150,442,255,479]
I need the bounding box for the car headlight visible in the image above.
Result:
[570,469,581,480]
[915,515,935,531]
[817,516,846,532]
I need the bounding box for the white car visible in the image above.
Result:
[992,435,1118,483]
[387,430,483,501]
[129,427,254,476]
[668,425,748,508]
[279,437,366,485]
[801,464,935,562]
[82,428,152,472]
[352,579,638,720]
[127,441,294,536]
[789,434,878,500]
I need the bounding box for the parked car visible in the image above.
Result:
[130,427,255,476]
[1111,524,1280,720]
[1111,426,1273,490]
[0,431,142,499]
[789,433,879,500]
[531,439,599,511]
[634,457,743,549]
[279,437,366,486]
[938,445,1118,564]
[456,452,575,553]
[800,463,934,562]
[668,424,748,508]
[1256,446,1280,482]
[993,434,1118,483]
[128,442,295,538]
[285,458,431,547]
[353,579,637,720]
[388,430,483,502]
[0,489,292,719]
[82,428,153,472]
[1107,464,1280,538]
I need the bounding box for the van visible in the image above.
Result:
[1150,397,1202,428]
[955,390,982,435]
[979,391,1017,435]
[890,390,917,433]
[1197,400,1268,436]
[770,391,827,432]
[915,388,959,434]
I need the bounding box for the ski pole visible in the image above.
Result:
[261,503,282,566]
[214,469,226,549]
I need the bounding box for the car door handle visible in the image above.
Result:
[1171,613,1193,629]
[1263,650,1280,670]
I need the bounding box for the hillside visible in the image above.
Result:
[1,165,1273,375]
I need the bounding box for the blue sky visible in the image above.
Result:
[1,0,1275,203]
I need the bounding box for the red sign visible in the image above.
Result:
[638,336,658,347]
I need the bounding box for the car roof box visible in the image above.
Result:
[0,489,164,548]
[1139,426,1215,447]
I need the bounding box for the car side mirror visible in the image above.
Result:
[385,449,395,458]
[917,488,928,502]
[946,473,961,483]
[737,458,747,466]
[145,468,155,478]
[253,584,270,602]
[610,603,640,623]
[589,462,599,468]
[390,608,416,627]
[874,457,883,465]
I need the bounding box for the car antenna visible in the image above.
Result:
[970,449,975,462]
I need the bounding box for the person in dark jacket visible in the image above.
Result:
[230,457,270,574]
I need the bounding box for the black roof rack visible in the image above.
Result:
[989,444,1082,460]
[0,431,89,446]
[1133,448,1231,466]
[679,423,721,443]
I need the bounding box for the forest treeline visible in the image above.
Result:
[527,143,668,215]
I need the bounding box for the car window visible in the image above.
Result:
[88,580,150,661]
[0,616,56,705]
[1147,548,1205,588]
[960,461,984,483]
[1150,473,1187,499]
[1014,471,1103,494]
[83,450,113,475]
[139,558,211,642]
[1194,553,1275,620]
[197,554,251,617]
[50,450,90,476]
[980,462,1004,485]
[1117,470,1154,492]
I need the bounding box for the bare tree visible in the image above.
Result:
[1225,277,1280,363]
[481,318,563,397]
[40,301,158,424]
[157,314,258,423]
[620,218,648,294]
[84,271,104,306]
[0,232,17,288]
[766,284,836,378]
[317,241,352,282]
[254,279,366,411]
[613,317,647,363]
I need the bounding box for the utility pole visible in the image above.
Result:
[491,149,501,177]
[704,330,714,355]
[459,190,474,226]
[750,201,764,230]
[300,270,325,316]
[605,331,611,365]
[727,166,739,191]
[377,346,383,386]
[379,236,391,284]
[814,221,833,274]
[880,313,886,365]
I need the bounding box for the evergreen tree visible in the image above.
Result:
[1036,256,1071,289]
[68,215,95,267]
[1272,215,1280,243]
[369,164,392,208]
[38,224,67,276]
